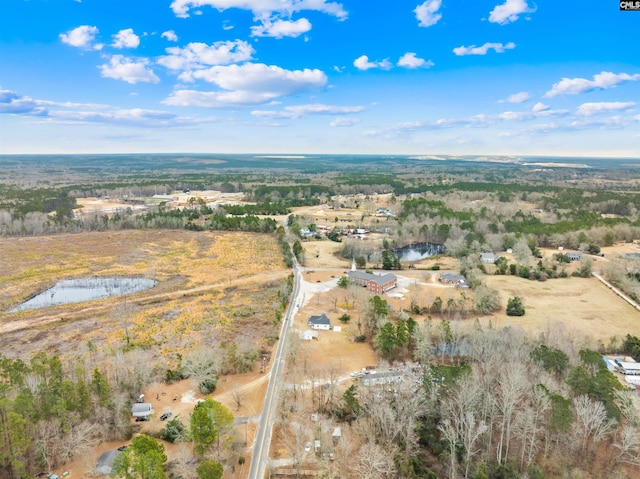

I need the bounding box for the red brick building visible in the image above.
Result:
[347,271,397,295]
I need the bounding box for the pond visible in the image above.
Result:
[393,242,445,262]
[10,276,156,312]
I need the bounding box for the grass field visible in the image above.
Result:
[0,230,289,360]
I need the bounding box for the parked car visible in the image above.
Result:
[117,445,128,451]
[135,416,149,422]
[304,442,312,453]
[160,412,172,421]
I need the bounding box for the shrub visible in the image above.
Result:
[199,377,218,394]
[506,296,525,316]
[161,417,187,443]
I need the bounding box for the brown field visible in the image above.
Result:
[480,275,640,342]
[0,229,288,359]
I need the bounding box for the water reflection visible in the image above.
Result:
[393,242,445,262]
[10,277,156,312]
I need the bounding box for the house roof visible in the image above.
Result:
[348,271,397,285]
[96,450,121,475]
[440,273,466,282]
[131,403,153,416]
[366,370,402,379]
[308,314,330,326]
[300,330,319,339]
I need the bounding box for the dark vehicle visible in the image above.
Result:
[135,416,149,422]
[117,445,128,451]
[160,412,172,421]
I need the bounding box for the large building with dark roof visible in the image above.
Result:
[347,271,398,295]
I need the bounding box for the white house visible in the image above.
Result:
[361,370,403,387]
[131,402,154,417]
[480,252,501,264]
[308,314,331,330]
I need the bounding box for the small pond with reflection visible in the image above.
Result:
[393,242,445,262]
[10,277,156,312]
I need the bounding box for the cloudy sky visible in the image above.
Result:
[1,1,638,156]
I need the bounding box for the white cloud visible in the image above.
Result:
[182,63,326,92]
[98,56,160,84]
[414,0,442,28]
[0,89,47,115]
[499,91,529,103]
[158,40,254,71]
[532,102,549,112]
[497,104,568,121]
[453,42,515,56]
[488,0,535,25]
[161,30,179,42]
[353,55,392,71]
[170,0,348,20]
[164,89,277,107]
[568,115,640,130]
[165,63,327,107]
[251,18,312,38]
[60,25,102,50]
[330,117,358,127]
[544,71,640,97]
[112,28,140,49]
[397,52,434,69]
[0,88,217,127]
[576,102,635,117]
[251,103,364,119]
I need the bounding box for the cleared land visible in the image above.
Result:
[0,229,288,358]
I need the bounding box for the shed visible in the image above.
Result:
[332,427,342,446]
[300,330,319,341]
[95,450,122,475]
[131,402,154,417]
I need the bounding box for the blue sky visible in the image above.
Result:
[1,0,638,156]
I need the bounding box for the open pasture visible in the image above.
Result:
[0,229,288,359]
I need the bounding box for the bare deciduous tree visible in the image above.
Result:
[353,442,396,479]
[231,389,247,412]
[572,395,616,460]
[613,424,640,467]
[495,363,529,464]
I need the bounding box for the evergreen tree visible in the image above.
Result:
[196,460,223,479]
[112,434,167,479]
[190,399,234,457]
[506,297,525,316]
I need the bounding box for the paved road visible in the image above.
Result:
[249,258,303,479]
